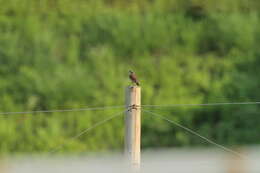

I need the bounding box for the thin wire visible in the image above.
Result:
[49,109,127,154]
[0,105,125,116]
[1,101,260,116]
[142,109,247,159]
[142,101,260,108]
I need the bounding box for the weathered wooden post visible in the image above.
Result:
[125,86,141,171]
[227,150,246,173]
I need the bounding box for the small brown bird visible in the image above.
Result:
[129,70,140,86]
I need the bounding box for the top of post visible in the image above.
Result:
[126,85,141,91]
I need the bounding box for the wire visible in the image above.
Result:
[0,105,125,116]
[142,101,260,108]
[142,109,247,159]
[49,109,127,154]
[1,101,260,116]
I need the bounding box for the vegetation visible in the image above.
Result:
[0,0,260,155]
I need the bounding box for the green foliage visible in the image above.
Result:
[0,0,260,155]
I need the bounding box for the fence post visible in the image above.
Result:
[125,86,141,171]
[227,151,246,173]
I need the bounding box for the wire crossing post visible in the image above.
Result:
[125,86,141,171]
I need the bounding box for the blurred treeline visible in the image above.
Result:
[0,0,260,155]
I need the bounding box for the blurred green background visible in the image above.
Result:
[0,0,260,155]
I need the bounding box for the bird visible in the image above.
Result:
[129,70,140,86]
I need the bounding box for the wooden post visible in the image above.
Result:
[125,86,141,171]
[227,150,246,173]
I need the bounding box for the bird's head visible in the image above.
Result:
[129,70,133,74]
